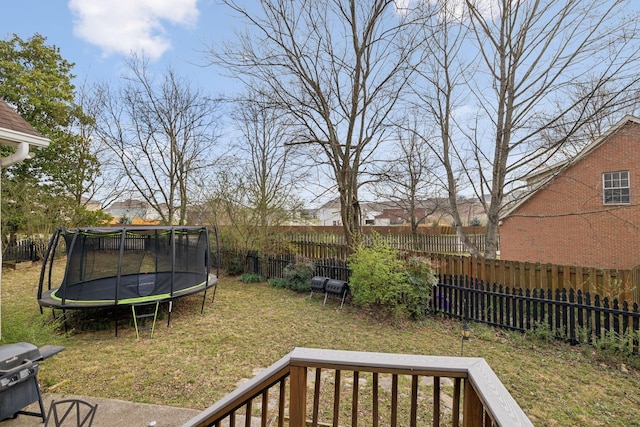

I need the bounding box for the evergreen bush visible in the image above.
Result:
[224,249,245,276]
[269,277,288,289]
[404,256,438,319]
[283,260,315,292]
[239,273,263,283]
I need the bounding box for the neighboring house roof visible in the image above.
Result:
[80,196,103,211]
[318,197,450,212]
[104,199,149,217]
[108,199,148,209]
[521,161,567,188]
[501,115,640,219]
[317,198,341,210]
[0,99,50,148]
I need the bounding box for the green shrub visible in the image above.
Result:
[239,273,263,283]
[269,277,288,289]
[593,330,632,355]
[526,317,554,342]
[347,239,409,317]
[225,252,245,276]
[347,238,436,319]
[283,260,315,292]
[404,256,438,319]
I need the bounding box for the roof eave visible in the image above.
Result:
[0,127,51,148]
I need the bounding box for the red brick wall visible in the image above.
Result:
[500,121,640,270]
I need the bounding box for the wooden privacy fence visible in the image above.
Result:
[279,233,637,302]
[286,233,487,257]
[430,254,637,303]
[241,248,637,303]
[437,275,640,354]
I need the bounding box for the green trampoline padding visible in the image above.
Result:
[40,273,217,309]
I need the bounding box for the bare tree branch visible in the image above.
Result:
[415,0,640,258]
[209,0,426,249]
[94,56,222,225]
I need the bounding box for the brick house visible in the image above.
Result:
[499,115,640,270]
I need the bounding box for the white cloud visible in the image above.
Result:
[68,0,199,60]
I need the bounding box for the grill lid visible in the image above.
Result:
[0,343,40,372]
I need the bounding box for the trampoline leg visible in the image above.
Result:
[62,310,68,335]
[340,291,347,309]
[167,301,172,327]
[210,283,218,304]
[150,303,159,338]
[201,290,207,314]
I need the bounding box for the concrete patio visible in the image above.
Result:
[1,393,200,427]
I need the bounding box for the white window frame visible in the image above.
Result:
[602,171,630,205]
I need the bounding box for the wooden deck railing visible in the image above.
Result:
[183,348,532,427]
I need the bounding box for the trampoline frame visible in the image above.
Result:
[37,225,220,335]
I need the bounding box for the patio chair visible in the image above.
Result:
[45,399,97,427]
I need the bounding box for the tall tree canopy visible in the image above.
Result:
[0,33,107,239]
[219,88,304,252]
[210,0,424,249]
[413,0,640,258]
[94,56,222,225]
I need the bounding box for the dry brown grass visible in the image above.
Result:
[2,264,640,426]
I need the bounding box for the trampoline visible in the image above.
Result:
[37,226,219,313]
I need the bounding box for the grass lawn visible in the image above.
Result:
[2,264,640,426]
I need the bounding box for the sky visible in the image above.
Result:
[3,0,639,209]
[0,0,242,98]
[0,0,340,206]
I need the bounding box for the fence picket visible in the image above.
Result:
[3,239,47,262]
[435,275,640,354]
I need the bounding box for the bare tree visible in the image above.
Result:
[203,168,256,252]
[73,81,128,209]
[414,0,640,258]
[209,0,424,249]
[538,81,640,159]
[227,88,304,252]
[370,116,444,235]
[95,56,221,225]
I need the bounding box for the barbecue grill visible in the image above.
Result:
[0,342,64,422]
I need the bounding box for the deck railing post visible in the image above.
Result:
[463,378,483,427]
[289,365,307,425]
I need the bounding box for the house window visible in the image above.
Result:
[603,171,630,204]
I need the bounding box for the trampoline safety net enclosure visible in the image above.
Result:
[37,226,218,309]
